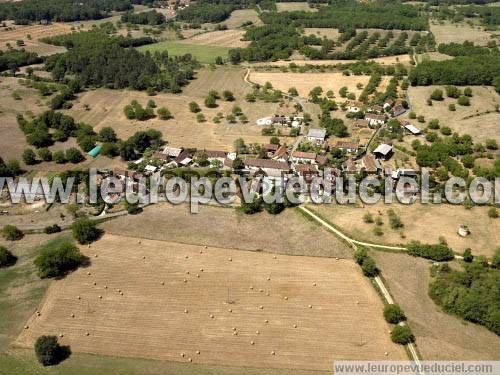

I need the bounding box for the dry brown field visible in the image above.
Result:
[276,2,316,12]
[181,29,249,48]
[101,203,351,258]
[372,252,500,360]
[407,85,500,144]
[225,9,263,29]
[249,71,370,98]
[304,28,341,40]
[67,67,292,151]
[308,201,500,258]
[430,21,495,45]
[16,233,406,371]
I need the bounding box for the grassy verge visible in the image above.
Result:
[137,41,230,64]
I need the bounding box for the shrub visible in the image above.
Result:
[409,111,416,119]
[38,148,52,162]
[196,113,206,123]
[448,104,456,111]
[485,139,498,150]
[44,224,62,234]
[1,225,24,241]
[440,126,452,136]
[488,207,498,219]
[71,218,101,244]
[492,248,500,269]
[0,246,17,268]
[53,150,66,164]
[463,248,473,263]
[428,119,440,129]
[407,241,454,261]
[157,107,173,120]
[189,101,201,113]
[373,226,383,237]
[463,87,473,97]
[66,147,84,163]
[353,247,368,265]
[430,89,443,101]
[387,209,403,229]
[34,335,70,366]
[445,85,460,98]
[390,325,415,344]
[204,95,217,108]
[223,90,235,101]
[384,304,406,324]
[34,241,86,278]
[363,212,374,223]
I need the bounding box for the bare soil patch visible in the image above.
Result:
[430,21,495,46]
[182,29,249,48]
[16,233,406,371]
[225,9,262,29]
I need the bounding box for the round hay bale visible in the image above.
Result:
[185,255,189,259]
[99,295,102,299]
[335,257,339,260]
[94,254,98,258]
[181,353,185,357]
[87,272,91,276]
[250,286,254,290]
[284,296,288,300]
[313,282,316,286]
[273,255,277,259]
[196,274,200,278]
[232,327,237,331]
[204,246,207,249]
[356,301,359,304]
[271,351,276,355]
[228,257,232,262]
[199,250,203,254]
[184,309,188,313]
[70,314,75,318]
[308,304,312,308]
[250,341,255,345]
[186,271,190,275]
[120,292,123,295]
[104,286,108,289]
[85,332,90,336]
[210,314,214,318]
[293,324,297,328]
[59,333,64,338]
[256,330,260,334]
[196,350,200,355]
[24,325,29,329]
[259,305,263,310]
[93,282,97,286]
[384,352,388,356]
[161,281,164,285]
[228,308,232,313]
[200,268,204,272]
[142,256,146,260]
[266,277,270,281]
[138,241,141,244]
[36,312,41,317]
[264,319,269,323]
[183,279,187,283]
[188,358,192,362]
[77,296,81,300]
[259,289,263,293]
[233,331,238,336]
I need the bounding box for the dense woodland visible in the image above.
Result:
[43,31,199,93]
[0,49,42,72]
[0,0,132,23]
[429,260,500,335]
[121,10,165,25]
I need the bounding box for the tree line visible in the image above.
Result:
[0,49,42,72]
[121,9,165,25]
[0,0,132,24]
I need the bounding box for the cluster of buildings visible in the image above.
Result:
[256,115,303,128]
[346,99,407,129]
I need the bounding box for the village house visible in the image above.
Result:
[263,144,279,158]
[392,104,406,117]
[342,159,358,175]
[244,158,290,179]
[333,141,359,153]
[162,146,184,159]
[290,151,317,164]
[203,150,227,163]
[294,164,319,184]
[273,144,289,162]
[307,128,327,144]
[365,113,386,127]
[367,104,384,114]
[361,154,381,174]
[383,98,394,110]
[315,154,329,167]
[355,119,370,128]
[346,100,363,113]
[271,115,289,126]
[373,144,393,160]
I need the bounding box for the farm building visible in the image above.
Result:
[307,128,327,144]
[373,144,393,160]
[88,146,101,158]
[404,124,421,135]
[333,141,359,153]
[291,151,317,164]
[365,113,386,127]
[361,154,381,174]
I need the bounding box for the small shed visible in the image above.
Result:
[88,146,101,158]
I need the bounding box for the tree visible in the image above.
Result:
[34,336,70,366]
[1,225,24,241]
[189,101,201,113]
[53,150,66,164]
[157,107,173,120]
[66,148,84,163]
[353,247,368,265]
[72,218,101,244]
[339,86,348,98]
[38,148,52,162]
[232,106,243,116]
[0,246,17,268]
[44,224,62,234]
[147,99,156,108]
[446,85,461,98]
[383,304,406,324]
[205,95,217,108]
[223,90,235,101]
[228,49,241,65]
[463,248,473,263]
[486,139,498,150]
[226,114,237,123]
[363,212,374,223]
[98,127,117,143]
[215,56,224,65]
[124,105,136,119]
[361,257,378,277]
[22,148,37,165]
[457,95,470,106]
[430,88,443,101]
[196,113,206,123]
[448,104,456,111]
[463,87,473,97]
[34,241,86,278]
[391,326,415,344]
[270,136,280,145]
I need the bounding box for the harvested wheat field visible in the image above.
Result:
[17,234,406,371]
[225,9,263,29]
[276,2,317,12]
[248,55,412,67]
[372,252,500,360]
[182,29,249,48]
[101,203,351,258]
[430,21,494,46]
[249,72,370,98]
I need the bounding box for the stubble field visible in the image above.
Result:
[16,234,406,371]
